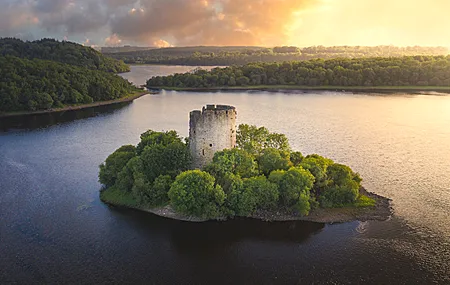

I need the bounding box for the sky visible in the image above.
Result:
[0,0,449,47]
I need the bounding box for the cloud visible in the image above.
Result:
[1,0,450,47]
[105,33,122,46]
[110,0,316,46]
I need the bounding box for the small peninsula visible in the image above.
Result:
[0,38,139,116]
[99,105,391,223]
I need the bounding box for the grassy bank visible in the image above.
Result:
[152,85,450,93]
[0,90,151,118]
[100,186,391,224]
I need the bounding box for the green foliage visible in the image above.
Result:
[168,170,225,218]
[98,125,370,219]
[242,176,279,210]
[148,175,173,206]
[274,167,315,209]
[146,55,450,88]
[354,195,376,207]
[0,38,129,72]
[0,56,135,112]
[300,154,334,193]
[136,130,181,154]
[290,151,304,166]
[226,175,279,216]
[115,157,139,193]
[204,148,258,181]
[140,141,191,182]
[108,45,449,66]
[100,186,138,208]
[320,163,362,207]
[258,148,291,176]
[237,124,290,156]
[99,145,136,188]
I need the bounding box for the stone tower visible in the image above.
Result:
[189,105,237,169]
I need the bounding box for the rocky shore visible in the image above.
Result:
[103,187,392,224]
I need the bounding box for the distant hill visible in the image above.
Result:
[101,46,158,54]
[0,38,130,73]
[0,38,138,113]
[105,45,449,66]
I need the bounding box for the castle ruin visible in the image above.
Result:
[189,105,237,169]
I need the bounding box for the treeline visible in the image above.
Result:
[147,56,450,88]
[100,126,372,220]
[0,38,130,73]
[0,56,136,112]
[107,45,449,66]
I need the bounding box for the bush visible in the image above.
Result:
[99,145,136,187]
[168,170,226,218]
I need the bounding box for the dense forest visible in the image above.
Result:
[0,38,137,113]
[0,38,130,73]
[146,56,450,88]
[0,56,136,112]
[100,126,373,220]
[106,45,449,66]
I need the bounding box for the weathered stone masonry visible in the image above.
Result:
[189,105,237,169]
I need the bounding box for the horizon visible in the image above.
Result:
[1,0,449,48]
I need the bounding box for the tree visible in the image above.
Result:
[205,148,258,180]
[136,130,182,154]
[168,170,225,218]
[140,141,191,183]
[99,145,136,188]
[258,148,291,176]
[275,167,315,209]
[236,124,290,156]
[290,151,304,166]
[319,163,361,207]
[300,154,334,194]
[242,175,279,210]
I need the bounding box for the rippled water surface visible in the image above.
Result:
[1,65,449,284]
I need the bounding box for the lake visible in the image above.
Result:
[0,65,449,284]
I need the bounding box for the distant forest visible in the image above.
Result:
[0,39,135,113]
[146,56,450,88]
[106,45,449,66]
[0,38,130,73]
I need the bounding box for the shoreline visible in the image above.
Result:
[151,85,450,94]
[0,91,152,119]
[101,187,392,224]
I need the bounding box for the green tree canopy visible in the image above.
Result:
[99,145,136,188]
[204,148,258,181]
[258,148,292,176]
[168,170,226,218]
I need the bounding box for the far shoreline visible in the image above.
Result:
[0,91,152,119]
[150,85,450,94]
[101,187,392,224]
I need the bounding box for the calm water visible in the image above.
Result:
[1,65,449,284]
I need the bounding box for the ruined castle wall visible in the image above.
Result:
[189,105,237,169]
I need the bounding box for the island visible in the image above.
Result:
[0,38,142,117]
[99,105,391,223]
[145,56,450,94]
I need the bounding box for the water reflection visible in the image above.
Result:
[0,103,131,131]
